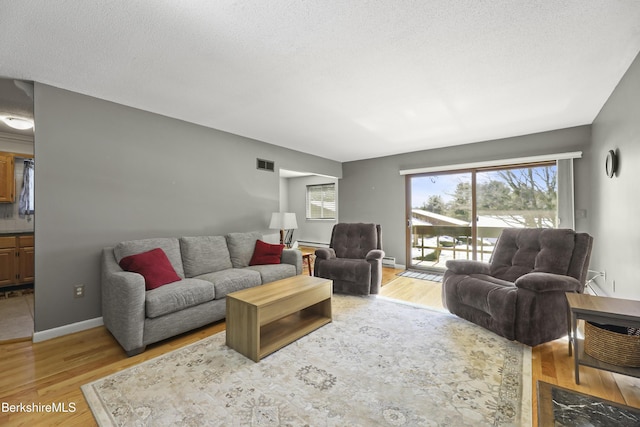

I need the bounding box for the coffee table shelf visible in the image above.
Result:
[260,305,331,358]
[226,275,332,362]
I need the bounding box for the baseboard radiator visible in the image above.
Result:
[382,256,396,268]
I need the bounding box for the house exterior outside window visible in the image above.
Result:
[306,183,336,219]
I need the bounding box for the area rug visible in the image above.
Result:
[82,295,531,426]
[537,381,640,426]
[397,270,443,282]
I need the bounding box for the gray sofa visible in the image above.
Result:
[442,228,593,347]
[101,231,302,356]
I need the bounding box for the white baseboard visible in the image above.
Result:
[386,264,406,270]
[33,317,104,343]
[297,241,330,248]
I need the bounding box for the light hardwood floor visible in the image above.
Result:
[380,268,640,426]
[0,268,638,426]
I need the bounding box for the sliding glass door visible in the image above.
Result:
[408,171,473,269]
[407,162,557,271]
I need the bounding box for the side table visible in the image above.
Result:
[300,251,314,276]
[565,292,640,384]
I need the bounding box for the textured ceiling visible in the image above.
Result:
[2,1,640,161]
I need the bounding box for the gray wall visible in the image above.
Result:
[33,83,341,332]
[340,126,592,268]
[286,175,339,246]
[589,50,640,299]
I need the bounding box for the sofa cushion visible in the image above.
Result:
[119,248,181,290]
[533,229,575,276]
[249,240,284,266]
[490,229,541,282]
[456,274,513,312]
[226,232,262,268]
[316,258,371,285]
[114,237,185,278]
[490,228,577,282]
[145,278,215,318]
[331,223,379,259]
[246,264,297,284]
[180,236,233,277]
[194,268,261,299]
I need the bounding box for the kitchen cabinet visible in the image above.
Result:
[0,152,15,203]
[0,234,34,287]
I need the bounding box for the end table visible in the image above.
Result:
[566,292,640,384]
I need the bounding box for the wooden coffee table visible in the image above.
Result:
[226,275,333,362]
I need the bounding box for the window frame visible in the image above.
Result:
[306,183,336,220]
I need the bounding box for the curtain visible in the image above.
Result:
[556,158,575,230]
[19,159,34,218]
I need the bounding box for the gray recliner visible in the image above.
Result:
[314,223,385,295]
[442,228,593,347]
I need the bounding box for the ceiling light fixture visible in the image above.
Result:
[0,116,34,130]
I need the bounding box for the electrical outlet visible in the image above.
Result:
[74,284,85,298]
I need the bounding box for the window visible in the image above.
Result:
[19,159,34,218]
[408,162,559,270]
[306,183,336,219]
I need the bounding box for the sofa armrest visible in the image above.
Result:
[315,248,336,260]
[445,259,490,275]
[366,249,385,261]
[515,272,582,293]
[101,248,147,354]
[281,249,303,275]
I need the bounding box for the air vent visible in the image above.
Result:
[256,158,275,172]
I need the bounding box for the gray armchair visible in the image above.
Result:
[442,228,593,347]
[314,223,385,295]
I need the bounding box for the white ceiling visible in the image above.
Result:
[2,1,640,162]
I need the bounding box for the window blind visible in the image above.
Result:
[306,184,336,219]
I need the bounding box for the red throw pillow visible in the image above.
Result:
[119,248,181,290]
[249,240,284,266]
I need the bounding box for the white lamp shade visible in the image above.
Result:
[281,212,298,230]
[269,212,282,229]
[269,212,298,229]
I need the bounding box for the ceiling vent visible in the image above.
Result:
[256,158,275,172]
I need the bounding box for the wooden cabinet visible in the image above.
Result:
[0,152,15,203]
[0,237,15,286]
[0,234,34,287]
[17,235,34,284]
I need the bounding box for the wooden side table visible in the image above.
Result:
[300,251,314,276]
[565,292,640,384]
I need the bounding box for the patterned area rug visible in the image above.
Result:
[82,295,531,426]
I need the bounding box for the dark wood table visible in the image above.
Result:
[565,292,640,384]
[300,251,314,276]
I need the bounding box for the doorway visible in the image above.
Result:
[0,78,35,342]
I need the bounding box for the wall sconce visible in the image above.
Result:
[605,149,618,178]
